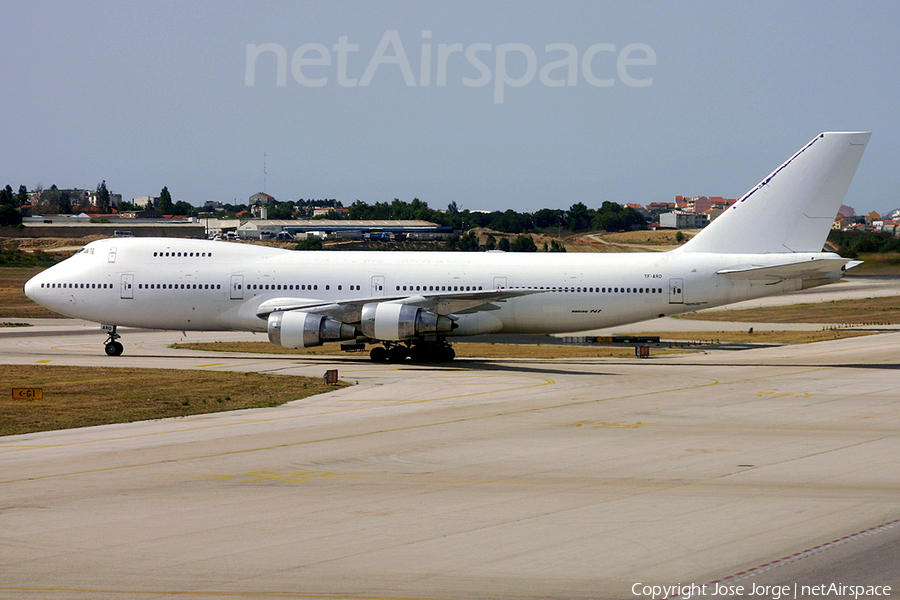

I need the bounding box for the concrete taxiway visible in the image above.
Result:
[1,320,899,599]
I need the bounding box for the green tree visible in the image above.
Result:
[457,231,480,251]
[174,201,195,216]
[295,237,323,251]
[42,184,61,213]
[511,234,537,252]
[158,186,175,214]
[549,239,566,252]
[16,185,28,207]
[267,201,296,220]
[567,202,592,231]
[498,237,511,252]
[484,234,497,251]
[0,185,22,225]
[58,190,72,214]
[0,203,22,226]
[96,180,111,212]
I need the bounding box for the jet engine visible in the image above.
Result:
[360,302,455,340]
[267,311,358,348]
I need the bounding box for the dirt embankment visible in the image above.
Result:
[2,235,107,255]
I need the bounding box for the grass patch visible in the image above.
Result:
[677,295,900,324]
[850,253,900,276]
[0,247,61,268]
[0,267,61,318]
[1,365,348,436]
[172,329,873,359]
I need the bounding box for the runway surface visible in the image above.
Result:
[1,319,899,599]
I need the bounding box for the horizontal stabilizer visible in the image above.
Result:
[717,257,850,282]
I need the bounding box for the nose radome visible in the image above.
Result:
[24,274,38,300]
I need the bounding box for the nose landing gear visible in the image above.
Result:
[103,325,124,356]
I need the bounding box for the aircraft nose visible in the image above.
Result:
[24,274,39,300]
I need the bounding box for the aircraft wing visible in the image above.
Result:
[255,289,542,321]
[716,257,850,282]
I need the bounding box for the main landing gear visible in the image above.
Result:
[369,341,455,363]
[103,325,124,356]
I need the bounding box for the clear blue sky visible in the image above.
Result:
[2,0,899,215]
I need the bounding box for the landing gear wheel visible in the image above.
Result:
[370,346,388,363]
[103,324,123,356]
[387,346,408,363]
[438,346,455,362]
[407,345,428,363]
[105,341,124,356]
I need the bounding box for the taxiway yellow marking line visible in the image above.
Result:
[341,473,900,494]
[374,374,555,404]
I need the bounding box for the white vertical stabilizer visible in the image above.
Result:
[679,132,870,254]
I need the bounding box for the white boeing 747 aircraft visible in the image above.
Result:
[25,132,870,362]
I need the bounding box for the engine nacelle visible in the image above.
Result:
[360,302,455,340]
[267,311,358,348]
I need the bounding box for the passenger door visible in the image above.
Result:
[371,275,385,297]
[669,278,684,304]
[230,274,244,300]
[120,274,134,299]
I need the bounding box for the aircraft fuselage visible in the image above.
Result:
[25,237,840,337]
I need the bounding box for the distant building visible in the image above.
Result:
[133,196,159,210]
[646,202,676,218]
[250,192,275,205]
[236,219,452,241]
[677,195,735,214]
[659,211,709,229]
[313,207,350,217]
